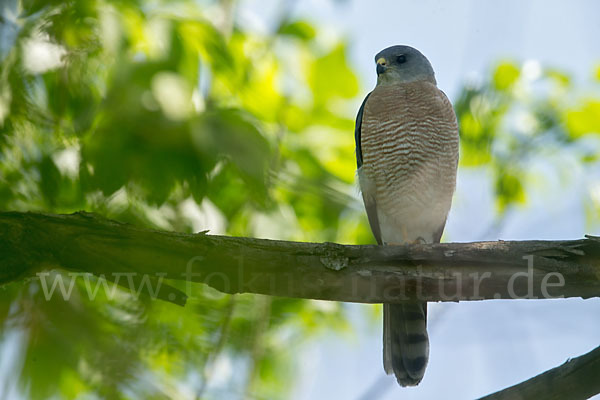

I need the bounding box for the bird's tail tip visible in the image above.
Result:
[383,302,429,387]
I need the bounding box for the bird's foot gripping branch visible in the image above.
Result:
[1,211,599,305]
[1,211,600,399]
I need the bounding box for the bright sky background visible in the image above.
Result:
[1,1,598,399]
[238,1,600,399]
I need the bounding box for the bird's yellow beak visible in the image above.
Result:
[376,57,387,76]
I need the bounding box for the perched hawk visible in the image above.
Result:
[355,45,459,386]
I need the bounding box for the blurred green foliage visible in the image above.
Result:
[455,60,600,214]
[1,0,600,399]
[0,1,360,398]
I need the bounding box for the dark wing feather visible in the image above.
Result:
[355,92,382,244]
[362,191,382,245]
[432,221,446,244]
[355,92,371,168]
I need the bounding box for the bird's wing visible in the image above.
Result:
[355,92,382,245]
[431,88,459,244]
[354,92,371,168]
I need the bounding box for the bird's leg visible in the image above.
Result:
[388,238,427,245]
[388,227,428,245]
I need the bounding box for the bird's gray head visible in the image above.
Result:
[375,45,436,86]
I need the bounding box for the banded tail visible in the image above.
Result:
[383,302,429,386]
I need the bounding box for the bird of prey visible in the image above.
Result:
[355,45,459,386]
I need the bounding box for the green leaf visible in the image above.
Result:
[194,109,271,193]
[39,156,61,206]
[545,68,571,87]
[493,62,520,91]
[308,44,359,104]
[565,100,600,138]
[179,20,234,76]
[495,170,526,212]
[278,20,316,41]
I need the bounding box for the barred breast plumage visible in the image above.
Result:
[356,76,459,387]
[359,80,459,245]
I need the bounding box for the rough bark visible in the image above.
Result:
[1,211,599,399]
[1,211,599,305]
[478,345,600,400]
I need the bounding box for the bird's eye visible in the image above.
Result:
[396,55,407,64]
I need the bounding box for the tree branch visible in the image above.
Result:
[1,211,599,305]
[478,345,600,400]
[2,211,599,399]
